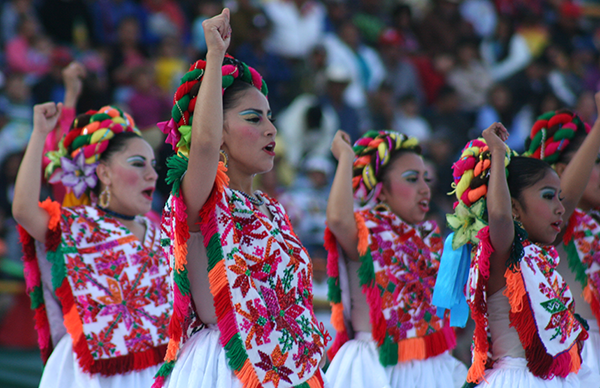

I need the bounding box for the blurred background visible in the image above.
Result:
[1,0,600,386]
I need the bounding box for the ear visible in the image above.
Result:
[554,162,566,177]
[511,197,522,220]
[95,162,111,188]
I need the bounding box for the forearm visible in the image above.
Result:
[560,120,600,218]
[326,152,359,260]
[13,131,50,240]
[182,51,226,226]
[486,150,514,255]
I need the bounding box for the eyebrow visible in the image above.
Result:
[401,170,419,177]
[127,155,156,164]
[239,109,272,116]
[539,186,557,192]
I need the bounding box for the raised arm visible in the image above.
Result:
[482,123,513,294]
[181,9,231,231]
[557,92,600,221]
[13,102,63,243]
[326,130,359,261]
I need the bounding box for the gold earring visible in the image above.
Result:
[99,186,111,208]
[219,149,228,168]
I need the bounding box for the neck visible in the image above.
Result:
[97,205,137,221]
[227,166,255,194]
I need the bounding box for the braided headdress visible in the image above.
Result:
[523,109,590,164]
[352,130,420,206]
[45,106,140,206]
[158,55,268,157]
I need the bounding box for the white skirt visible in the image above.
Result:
[39,335,160,388]
[475,356,600,388]
[581,319,600,376]
[165,325,329,388]
[325,332,467,388]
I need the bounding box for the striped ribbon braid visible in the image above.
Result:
[159,55,268,157]
[523,109,590,164]
[351,130,420,206]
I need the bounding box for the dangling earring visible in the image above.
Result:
[99,186,111,208]
[513,214,523,229]
[219,149,229,168]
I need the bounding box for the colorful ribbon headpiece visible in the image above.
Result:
[45,105,140,206]
[158,54,268,157]
[351,130,420,206]
[523,109,590,164]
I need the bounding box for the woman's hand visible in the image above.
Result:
[482,122,509,154]
[33,102,62,137]
[62,62,86,107]
[202,8,231,56]
[331,130,354,161]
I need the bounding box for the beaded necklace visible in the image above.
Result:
[96,205,136,221]
[231,189,264,206]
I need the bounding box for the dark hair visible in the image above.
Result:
[92,131,142,195]
[223,79,256,115]
[507,156,555,204]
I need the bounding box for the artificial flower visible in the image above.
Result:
[447,198,487,250]
[57,152,99,198]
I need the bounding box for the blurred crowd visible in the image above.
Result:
[0,0,600,382]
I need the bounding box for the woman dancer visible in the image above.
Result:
[153,9,328,388]
[439,123,597,387]
[522,96,600,375]
[13,102,170,388]
[324,129,467,388]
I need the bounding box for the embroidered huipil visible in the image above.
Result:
[18,200,170,375]
[563,208,600,325]
[156,163,328,388]
[325,207,456,365]
[465,226,587,384]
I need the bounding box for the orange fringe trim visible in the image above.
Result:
[39,198,61,230]
[354,213,369,256]
[504,268,526,313]
[398,337,426,362]
[330,303,345,332]
[208,260,228,296]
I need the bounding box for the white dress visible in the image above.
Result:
[476,289,600,387]
[325,261,467,388]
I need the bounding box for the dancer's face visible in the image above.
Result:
[97,137,158,216]
[378,152,431,224]
[222,87,277,176]
[513,170,565,245]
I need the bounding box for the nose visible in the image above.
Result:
[147,165,158,182]
[265,119,277,137]
[555,198,565,215]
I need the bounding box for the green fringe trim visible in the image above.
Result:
[327,277,341,304]
[358,249,376,288]
[224,333,248,372]
[206,234,224,271]
[155,360,175,377]
[173,267,190,296]
[47,246,67,290]
[30,285,44,310]
[461,381,477,388]
[378,335,398,366]
[165,154,189,197]
[565,240,588,288]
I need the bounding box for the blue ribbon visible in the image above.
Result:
[432,233,471,328]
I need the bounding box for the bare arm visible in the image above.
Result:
[326,130,359,261]
[181,9,231,231]
[482,123,513,295]
[13,102,63,243]
[557,92,600,222]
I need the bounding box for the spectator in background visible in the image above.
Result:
[480,15,532,83]
[0,0,39,49]
[263,0,327,61]
[459,0,498,39]
[447,37,493,114]
[390,3,420,54]
[297,44,329,96]
[38,0,94,46]
[278,65,360,166]
[549,0,586,56]
[369,81,395,130]
[352,0,387,46]
[234,11,294,115]
[575,90,597,125]
[32,47,74,104]
[0,73,33,165]
[106,16,151,102]
[323,0,349,33]
[91,0,152,46]
[392,94,432,143]
[323,19,385,122]
[154,35,187,95]
[504,57,551,112]
[546,44,582,107]
[417,0,474,55]
[5,14,52,81]
[190,0,222,56]
[474,83,532,152]
[378,27,425,108]
[142,0,188,42]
